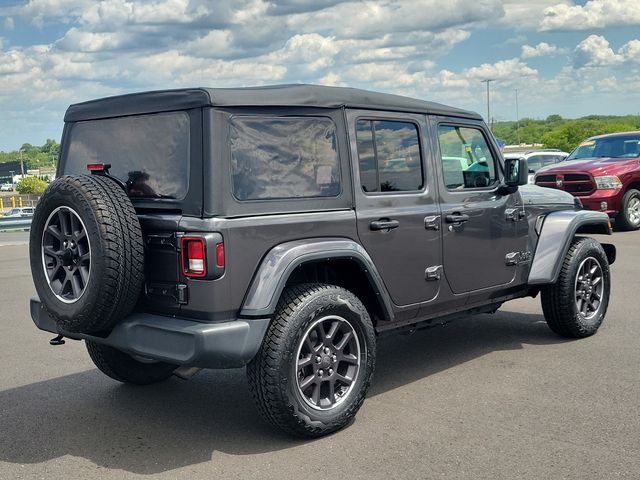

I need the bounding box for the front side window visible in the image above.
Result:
[356,120,423,193]
[437,125,497,189]
[230,116,340,201]
[64,112,190,199]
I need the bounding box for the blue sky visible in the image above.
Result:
[1,0,639,150]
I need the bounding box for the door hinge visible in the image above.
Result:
[145,233,179,250]
[425,265,443,281]
[505,251,531,266]
[506,208,526,222]
[146,282,189,304]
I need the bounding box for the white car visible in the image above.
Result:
[3,207,35,217]
[0,183,14,192]
[503,150,569,184]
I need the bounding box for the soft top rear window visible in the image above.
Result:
[63,112,190,199]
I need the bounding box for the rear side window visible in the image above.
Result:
[356,120,423,193]
[230,116,341,201]
[64,112,190,199]
[437,125,497,189]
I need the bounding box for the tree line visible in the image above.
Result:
[493,114,640,152]
[0,139,59,170]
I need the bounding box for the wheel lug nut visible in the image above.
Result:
[332,354,337,362]
[324,347,330,354]
[318,369,324,377]
[329,368,333,375]
[315,356,321,363]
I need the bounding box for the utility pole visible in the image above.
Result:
[481,79,495,131]
[515,88,520,145]
[19,149,25,178]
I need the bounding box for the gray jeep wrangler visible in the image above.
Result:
[29,85,615,437]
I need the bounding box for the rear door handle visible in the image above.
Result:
[424,215,440,231]
[370,219,400,231]
[445,213,470,224]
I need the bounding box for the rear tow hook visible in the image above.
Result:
[49,335,66,346]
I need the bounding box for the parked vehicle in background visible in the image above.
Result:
[535,131,640,230]
[28,85,615,438]
[0,183,15,192]
[3,207,35,217]
[504,150,569,184]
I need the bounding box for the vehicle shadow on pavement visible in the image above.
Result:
[369,309,567,396]
[0,310,566,474]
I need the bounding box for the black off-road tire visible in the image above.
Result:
[247,283,376,438]
[541,237,610,338]
[615,189,640,231]
[29,175,144,334]
[86,341,177,385]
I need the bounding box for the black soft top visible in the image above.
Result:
[64,84,482,122]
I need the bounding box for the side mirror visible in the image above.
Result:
[504,157,528,187]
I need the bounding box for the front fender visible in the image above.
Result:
[239,237,394,320]
[528,210,613,285]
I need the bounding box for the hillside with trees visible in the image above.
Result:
[0,140,59,170]
[493,115,640,152]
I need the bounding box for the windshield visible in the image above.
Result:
[568,135,640,160]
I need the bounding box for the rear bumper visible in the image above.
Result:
[30,297,270,369]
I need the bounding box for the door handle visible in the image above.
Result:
[424,215,440,231]
[445,213,470,224]
[370,219,400,231]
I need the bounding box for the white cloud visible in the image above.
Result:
[521,42,562,58]
[2,0,640,149]
[572,35,640,68]
[287,0,503,39]
[540,0,640,31]
[619,39,640,63]
[596,76,618,92]
[56,28,128,52]
[3,16,14,30]
[465,58,538,81]
[19,0,91,25]
[500,0,571,28]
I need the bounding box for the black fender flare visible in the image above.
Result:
[239,238,394,320]
[528,210,615,285]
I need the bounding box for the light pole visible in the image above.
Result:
[515,88,520,145]
[481,79,495,131]
[19,149,25,178]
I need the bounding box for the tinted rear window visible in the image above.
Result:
[355,120,423,193]
[230,116,341,201]
[63,112,190,199]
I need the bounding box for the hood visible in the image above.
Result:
[519,184,575,206]
[536,157,640,176]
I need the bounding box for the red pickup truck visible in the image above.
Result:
[535,131,640,230]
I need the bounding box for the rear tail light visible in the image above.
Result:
[181,237,207,278]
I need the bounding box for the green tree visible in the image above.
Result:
[16,176,48,195]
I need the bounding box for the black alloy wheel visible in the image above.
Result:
[41,206,91,303]
[295,315,361,411]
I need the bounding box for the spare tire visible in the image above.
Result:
[29,175,144,334]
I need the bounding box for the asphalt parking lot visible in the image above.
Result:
[0,231,638,479]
